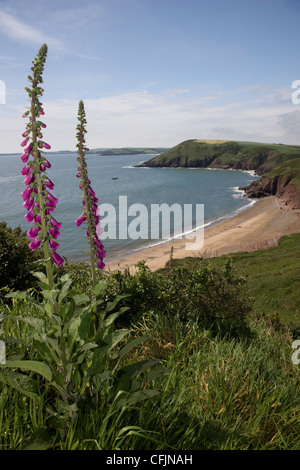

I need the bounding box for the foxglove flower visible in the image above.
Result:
[75,100,106,284]
[43,178,54,190]
[21,163,31,176]
[52,251,64,268]
[28,226,41,239]
[75,214,87,227]
[29,238,41,251]
[20,43,64,284]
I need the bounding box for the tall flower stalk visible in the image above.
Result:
[20,44,64,289]
[75,100,106,287]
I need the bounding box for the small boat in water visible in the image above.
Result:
[112,176,118,180]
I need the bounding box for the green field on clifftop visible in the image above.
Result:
[266,158,300,189]
[142,139,300,175]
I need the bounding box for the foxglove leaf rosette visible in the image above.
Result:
[20,44,64,280]
[75,100,106,284]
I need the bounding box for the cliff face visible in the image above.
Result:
[142,139,300,210]
[241,175,300,210]
[142,140,276,172]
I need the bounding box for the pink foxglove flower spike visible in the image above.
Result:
[20,44,64,286]
[75,100,106,286]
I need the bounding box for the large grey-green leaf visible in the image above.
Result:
[58,278,73,304]
[122,389,159,407]
[33,271,49,285]
[106,296,128,313]
[111,388,159,412]
[117,335,149,363]
[0,360,52,381]
[94,280,107,298]
[102,311,122,328]
[73,294,90,306]
[78,310,93,340]
[110,329,131,350]
[61,299,75,323]
[5,291,28,301]
[143,367,169,384]
[0,370,40,402]
[89,344,112,375]
[114,360,158,393]
[59,273,72,284]
[42,289,60,302]
[23,428,53,450]
[55,398,78,415]
[8,316,46,334]
[67,309,93,344]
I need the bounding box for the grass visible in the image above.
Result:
[90,147,169,156]
[1,311,299,450]
[171,233,300,327]
[143,139,300,174]
[0,233,300,450]
[97,314,300,450]
[266,158,300,189]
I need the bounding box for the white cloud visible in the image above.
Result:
[0,9,104,61]
[47,3,104,29]
[0,10,63,50]
[1,84,299,154]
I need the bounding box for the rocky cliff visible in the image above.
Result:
[142,139,300,210]
[241,171,300,210]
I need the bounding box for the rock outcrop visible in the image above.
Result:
[141,139,300,210]
[241,175,300,210]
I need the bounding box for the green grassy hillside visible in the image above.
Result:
[169,233,300,326]
[1,226,300,450]
[88,147,169,156]
[142,139,300,175]
[266,158,300,189]
[241,157,300,206]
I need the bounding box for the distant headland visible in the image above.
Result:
[139,139,300,209]
[87,147,169,156]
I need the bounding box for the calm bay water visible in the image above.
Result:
[0,152,259,262]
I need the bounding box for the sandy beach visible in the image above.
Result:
[105,196,300,273]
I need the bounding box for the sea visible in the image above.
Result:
[0,152,259,263]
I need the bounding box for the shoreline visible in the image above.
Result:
[102,197,257,264]
[105,196,300,272]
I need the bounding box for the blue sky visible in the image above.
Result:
[0,0,300,153]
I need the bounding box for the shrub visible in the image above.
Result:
[0,272,167,448]
[0,221,42,295]
[106,259,252,331]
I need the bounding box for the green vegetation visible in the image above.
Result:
[104,259,251,333]
[266,158,300,189]
[143,139,300,205]
[0,222,43,296]
[0,225,300,450]
[142,139,300,175]
[88,147,169,156]
[170,233,300,327]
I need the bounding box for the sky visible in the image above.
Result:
[0,0,300,153]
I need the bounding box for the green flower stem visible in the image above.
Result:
[78,136,97,288]
[76,101,99,287]
[30,63,53,290]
